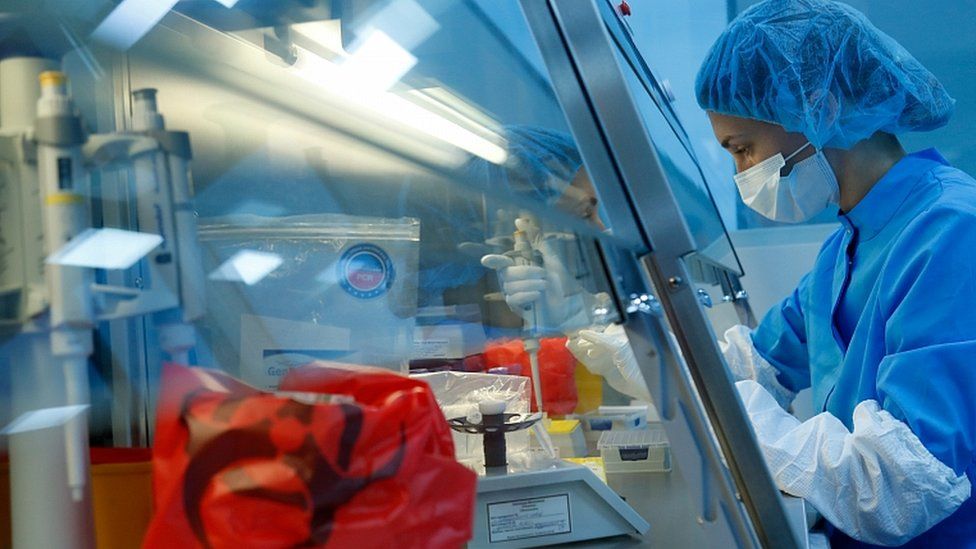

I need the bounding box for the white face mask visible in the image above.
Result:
[733,142,840,222]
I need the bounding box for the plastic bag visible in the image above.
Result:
[411,371,531,461]
[197,214,420,387]
[144,363,476,549]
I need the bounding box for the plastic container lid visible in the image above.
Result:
[598,427,671,473]
[597,427,669,450]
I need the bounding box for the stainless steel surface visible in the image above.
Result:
[606,467,729,547]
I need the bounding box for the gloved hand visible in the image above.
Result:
[566,324,652,402]
[719,325,795,409]
[482,217,589,333]
[736,380,971,546]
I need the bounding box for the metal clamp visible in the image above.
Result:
[721,289,749,303]
[627,293,662,316]
[696,288,713,308]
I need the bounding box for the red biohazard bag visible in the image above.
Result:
[482,337,578,415]
[143,362,476,549]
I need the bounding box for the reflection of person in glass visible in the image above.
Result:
[697,0,975,546]
[477,126,655,403]
[458,125,604,335]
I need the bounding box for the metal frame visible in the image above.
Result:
[95,50,153,447]
[520,0,802,547]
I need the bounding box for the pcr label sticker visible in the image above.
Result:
[487,494,571,542]
[338,243,394,299]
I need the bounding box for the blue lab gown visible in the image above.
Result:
[751,149,976,548]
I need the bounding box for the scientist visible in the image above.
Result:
[696,0,976,546]
[491,0,976,546]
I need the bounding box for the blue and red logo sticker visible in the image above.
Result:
[338,243,394,299]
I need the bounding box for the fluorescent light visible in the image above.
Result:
[47,228,163,270]
[404,87,506,145]
[90,0,179,51]
[340,30,417,91]
[212,0,241,7]
[291,47,508,165]
[208,250,282,285]
[283,5,505,165]
[412,86,500,130]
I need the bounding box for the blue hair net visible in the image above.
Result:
[466,125,582,203]
[695,0,954,149]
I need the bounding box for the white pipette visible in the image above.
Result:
[511,226,545,414]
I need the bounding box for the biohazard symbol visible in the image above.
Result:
[179,391,407,548]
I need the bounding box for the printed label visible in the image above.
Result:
[338,243,394,299]
[412,338,451,359]
[487,494,571,542]
[239,315,351,391]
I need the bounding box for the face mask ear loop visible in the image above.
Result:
[783,141,813,163]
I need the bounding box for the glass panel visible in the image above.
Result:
[602,6,743,277]
[0,0,660,497]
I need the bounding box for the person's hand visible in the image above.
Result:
[567,324,652,402]
[481,218,587,333]
[480,254,548,311]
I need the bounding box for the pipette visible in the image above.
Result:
[512,226,545,414]
[482,216,546,414]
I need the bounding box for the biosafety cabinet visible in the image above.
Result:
[0,0,812,547]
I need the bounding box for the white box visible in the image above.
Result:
[598,427,671,474]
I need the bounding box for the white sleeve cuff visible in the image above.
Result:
[736,380,972,546]
[721,325,796,409]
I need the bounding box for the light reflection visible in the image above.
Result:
[91,0,241,50]
[291,46,508,164]
[1,405,89,434]
[314,260,341,286]
[354,0,439,51]
[90,0,179,50]
[284,1,505,164]
[292,20,344,53]
[340,30,417,92]
[208,250,283,285]
[46,228,163,270]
